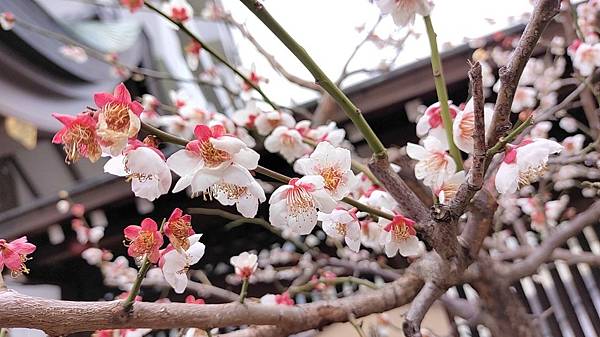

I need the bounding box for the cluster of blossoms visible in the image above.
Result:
[121,208,206,293]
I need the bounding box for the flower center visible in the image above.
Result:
[103,102,130,132]
[62,123,100,163]
[425,152,448,171]
[320,166,343,192]
[129,231,156,256]
[212,183,248,200]
[200,141,231,168]
[287,186,315,215]
[518,163,548,188]
[391,224,411,242]
[168,218,193,250]
[335,222,347,236]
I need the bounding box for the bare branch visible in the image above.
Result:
[448,61,487,218]
[488,0,561,146]
[502,200,600,281]
[0,273,422,336]
[402,281,444,337]
[220,14,321,91]
[496,247,600,267]
[368,154,430,223]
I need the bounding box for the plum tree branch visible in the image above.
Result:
[0,273,422,336]
[487,0,561,146]
[238,0,387,156]
[502,200,600,281]
[448,61,486,218]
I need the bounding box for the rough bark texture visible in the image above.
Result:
[0,273,422,336]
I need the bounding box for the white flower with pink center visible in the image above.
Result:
[406,137,456,188]
[495,138,563,194]
[104,139,172,201]
[511,86,537,113]
[295,141,357,200]
[160,234,206,293]
[158,115,194,140]
[140,94,161,127]
[416,101,459,149]
[375,0,433,27]
[433,170,465,205]
[561,134,586,156]
[269,176,337,235]
[167,124,260,195]
[573,42,600,76]
[169,89,190,110]
[299,121,347,147]
[254,111,296,136]
[318,208,361,252]
[264,126,311,163]
[230,252,258,279]
[530,121,552,138]
[378,213,420,258]
[232,102,261,129]
[452,98,493,153]
[162,0,194,23]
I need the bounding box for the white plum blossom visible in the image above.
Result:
[416,101,459,149]
[232,101,261,129]
[298,121,347,147]
[375,0,433,27]
[318,209,361,252]
[559,116,578,133]
[255,111,296,136]
[452,98,493,153]
[161,234,206,293]
[0,12,15,31]
[573,42,600,76]
[360,220,385,250]
[295,141,357,200]
[406,137,456,188]
[158,115,194,140]
[230,252,258,279]
[378,213,420,258]
[269,176,337,235]
[530,121,552,138]
[511,87,537,113]
[561,134,586,155]
[73,223,105,245]
[59,45,88,63]
[162,0,194,24]
[169,88,190,109]
[104,140,172,202]
[433,170,465,205]
[167,124,260,196]
[495,138,563,194]
[264,126,311,163]
[212,166,266,218]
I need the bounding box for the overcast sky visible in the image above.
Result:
[220,0,535,106]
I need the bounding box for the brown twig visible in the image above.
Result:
[487,0,561,146]
[448,61,487,218]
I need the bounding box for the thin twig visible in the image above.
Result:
[238,0,386,156]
